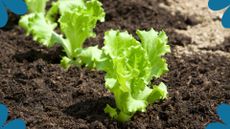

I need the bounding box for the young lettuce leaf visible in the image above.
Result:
[19,13,58,47]
[19,0,105,68]
[25,0,48,13]
[46,0,85,23]
[58,0,105,68]
[100,29,170,122]
[59,0,105,57]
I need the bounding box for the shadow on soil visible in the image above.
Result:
[64,96,115,122]
[13,46,64,64]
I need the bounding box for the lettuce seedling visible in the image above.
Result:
[19,0,105,68]
[98,29,170,122]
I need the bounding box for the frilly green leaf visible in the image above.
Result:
[102,29,170,122]
[19,13,57,47]
[25,0,48,13]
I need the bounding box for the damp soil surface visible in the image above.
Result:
[0,0,230,129]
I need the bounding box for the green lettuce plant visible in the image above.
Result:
[97,29,170,122]
[19,0,105,68]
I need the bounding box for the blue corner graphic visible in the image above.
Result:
[0,0,27,28]
[0,104,26,129]
[206,104,230,129]
[208,0,230,28]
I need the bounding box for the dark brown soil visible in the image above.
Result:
[0,0,230,129]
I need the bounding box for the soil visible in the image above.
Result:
[0,0,230,129]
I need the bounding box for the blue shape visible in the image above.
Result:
[206,122,229,129]
[208,0,230,28]
[0,0,27,28]
[206,103,230,129]
[223,7,230,28]
[0,103,26,129]
[208,0,230,11]
[0,104,8,127]
[0,2,8,27]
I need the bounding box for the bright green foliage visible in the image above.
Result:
[19,0,105,68]
[19,13,57,47]
[59,0,105,56]
[61,46,103,69]
[100,29,170,122]
[25,0,48,13]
